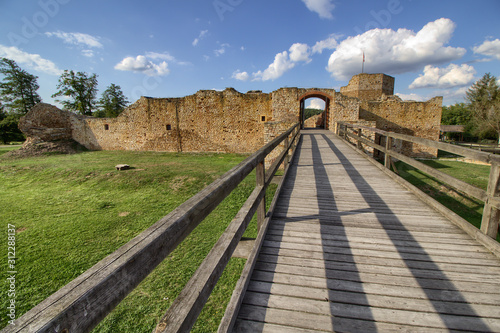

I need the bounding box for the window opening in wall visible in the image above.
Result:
[104,124,109,130]
[261,115,266,122]
[166,124,172,131]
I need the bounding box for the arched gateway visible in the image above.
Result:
[298,90,332,130]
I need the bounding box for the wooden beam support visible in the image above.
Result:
[481,163,500,238]
[256,161,266,232]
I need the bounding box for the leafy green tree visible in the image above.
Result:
[0,58,42,114]
[303,108,323,120]
[0,105,24,143]
[466,73,500,143]
[441,103,471,125]
[94,83,129,118]
[52,70,98,116]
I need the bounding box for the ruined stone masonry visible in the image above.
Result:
[19,73,443,159]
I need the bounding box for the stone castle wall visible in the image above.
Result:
[19,73,443,159]
[340,73,395,101]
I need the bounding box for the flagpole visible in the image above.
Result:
[362,52,365,73]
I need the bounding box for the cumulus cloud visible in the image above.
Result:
[409,64,476,89]
[235,34,338,82]
[312,34,338,54]
[307,98,325,109]
[45,31,103,48]
[301,0,335,19]
[192,30,208,46]
[114,55,170,76]
[289,43,311,63]
[232,70,250,81]
[253,51,295,81]
[0,44,62,75]
[473,38,500,60]
[395,93,428,102]
[327,18,466,80]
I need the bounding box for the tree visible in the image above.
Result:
[466,73,500,143]
[52,70,98,116]
[441,103,471,125]
[94,84,129,118]
[0,102,24,143]
[0,58,42,114]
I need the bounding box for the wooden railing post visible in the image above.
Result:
[385,135,392,169]
[357,128,362,149]
[256,161,265,232]
[481,163,500,238]
[284,136,290,167]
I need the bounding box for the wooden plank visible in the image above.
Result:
[256,254,500,284]
[261,240,500,266]
[246,280,500,318]
[242,292,500,331]
[253,261,500,294]
[258,246,500,275]
[250,270,500,305]
[237,304,420,332]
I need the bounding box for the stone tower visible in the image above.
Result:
[340,73,395,100]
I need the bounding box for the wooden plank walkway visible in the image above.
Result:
[233,129,500,332]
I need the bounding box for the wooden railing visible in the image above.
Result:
[4,124,300,333]
[336,122,500,254]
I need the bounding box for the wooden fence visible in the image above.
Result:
[4,124,300,333]
[336,122,500,254]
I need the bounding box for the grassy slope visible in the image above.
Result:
[395,158,500,242]
[0,149,273,332]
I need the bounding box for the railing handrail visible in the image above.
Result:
[4,124,300,333]
[336,122,500,244]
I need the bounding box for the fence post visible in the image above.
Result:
[481,163,500,238]
[256,161,266,232]
[284,136,290,167]
[357,128,362,149]
[385,135,392,169]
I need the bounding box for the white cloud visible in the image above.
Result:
[327,18,466,80]
[409,64,476,89]
[114,55,170,76]
[214,43,230,57]
[395,93,428,102]
[473,38,500,60]
[289,43,311,63]
[312,34,338,54]
[301,0,335,19]
[236,34,338,82]
[82,49,94,58]
[192,30,208,46]
[307,98,325,109]
[252,51,295,81]
[45,31,103,48]
[0,44,62,75]
[232,70,249,81]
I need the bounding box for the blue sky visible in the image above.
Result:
[1,0,500,109]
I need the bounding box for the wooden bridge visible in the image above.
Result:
[226,129,500,332]
[5,126,500,333]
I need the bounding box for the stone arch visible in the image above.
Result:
[299,90,332,130]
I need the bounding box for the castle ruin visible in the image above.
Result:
[19,73,443,158]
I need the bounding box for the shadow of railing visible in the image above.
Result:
[321,133,492,332]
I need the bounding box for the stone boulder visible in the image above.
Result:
[18,103,74,143]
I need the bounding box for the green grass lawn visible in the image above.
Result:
[0,148,276,332]
[395,158,500,242]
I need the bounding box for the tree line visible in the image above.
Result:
[0,57,129,143]
[442,73,500,145]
